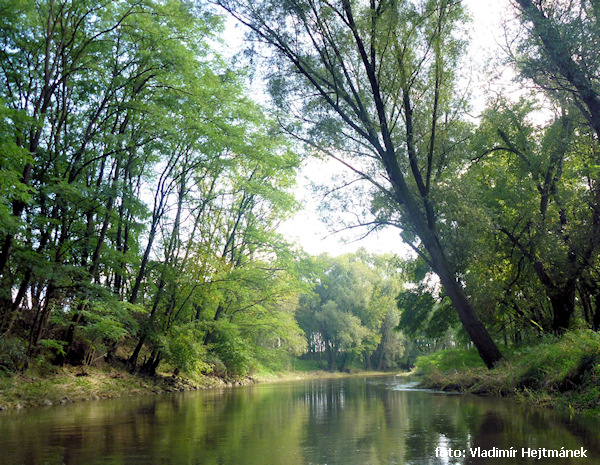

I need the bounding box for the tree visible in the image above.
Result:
[124,94,306,375]
[468,100,591,332]
[510,0,600,332]
[0,0,305,376]
[297,252,404,371]
[216,0,504,367]
[512,0,600,139]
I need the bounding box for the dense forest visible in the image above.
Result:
[0,0,599,381]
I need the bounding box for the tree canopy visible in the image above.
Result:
[0,0,599,376]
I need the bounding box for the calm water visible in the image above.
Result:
[1,376,599,464]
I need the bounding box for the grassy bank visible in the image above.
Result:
[414,329,600,414]
[0,360,388,410]
[0,365,256,410]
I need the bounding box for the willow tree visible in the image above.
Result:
[216,0,503,367]
[510,0,600,331]
[513,0,600,139]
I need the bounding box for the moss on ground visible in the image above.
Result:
[414,330,600,415]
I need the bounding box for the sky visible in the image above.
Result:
[220,0,515,258]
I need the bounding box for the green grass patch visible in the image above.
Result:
[414,347,486,375]
[290,358,324,372]
[414,330,600,414]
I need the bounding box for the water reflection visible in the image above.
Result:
[0,376,598,464]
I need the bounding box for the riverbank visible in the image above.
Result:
[0,364,388,410]
[0,365,246,410]
[414,330,600,415]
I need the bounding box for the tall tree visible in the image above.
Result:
[513,0,600,139]
[469,100,593,333]
[487,0,600,332]
[216,0,504,367]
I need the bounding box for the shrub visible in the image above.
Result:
[213,337,252,378]
[163,324,210,376]
[0,337,27,374]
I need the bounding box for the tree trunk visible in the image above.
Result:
[203,303,225,345]
[399,177,504,368]
[128,333,147,370]
[325,342,336,372]
[142,350,161,375]
[435,260,504,368]
[376,346,386,372]
[550,286,576,333]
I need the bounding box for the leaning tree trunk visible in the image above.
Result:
[390,157,504,369]
[428,240,504,368]
[514,0,600,140]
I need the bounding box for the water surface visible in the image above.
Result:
[1,375,598,464]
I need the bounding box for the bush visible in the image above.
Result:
[0,337,27,374]
[213,337,252,378]
[163,325,210,376]
[204,354,228,378]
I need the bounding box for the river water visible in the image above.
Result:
[1,375,599,464]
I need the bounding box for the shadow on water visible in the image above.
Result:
[0,375,599,464]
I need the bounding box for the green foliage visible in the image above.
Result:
[37,339,67,357]
[210,322,253,378]
[461,95,600,335]
[216,0,505,368]
[414,348,486,376]
[2,0,599,386]
[316,301,369,354]
[81,300,141,349]
[0,0,307,380]
[512,0,600,135]
[163,324,210,376]
[0,102,32,235]
[0,337,27,374]
[397,291,458,340]
[289,358,322,372]
[297,252,405,371]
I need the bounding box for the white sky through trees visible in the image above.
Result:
[220,0,513,257]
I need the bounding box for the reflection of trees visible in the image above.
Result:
[463,403,600,465]
[464,412,509,465]
[1,378,600,464]
[300,378,407,465]
[401,394,477,465]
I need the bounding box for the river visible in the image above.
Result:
[1,375,598,464]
